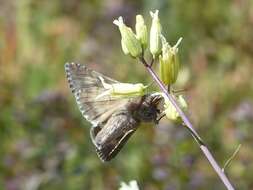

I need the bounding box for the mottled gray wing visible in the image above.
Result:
[90,111,139,161]
[65,62,129,126]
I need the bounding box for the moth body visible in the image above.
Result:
[65,62,163,161]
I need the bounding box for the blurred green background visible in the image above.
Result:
[1,0,253,189]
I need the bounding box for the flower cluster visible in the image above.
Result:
[113,10,182,87]
[113,10,187,122]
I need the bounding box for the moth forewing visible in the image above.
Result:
[65,62,128,125]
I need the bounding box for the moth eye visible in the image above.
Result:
[142,108,154,118]
[145,110,153,117]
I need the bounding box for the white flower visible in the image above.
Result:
[119,180,139,190]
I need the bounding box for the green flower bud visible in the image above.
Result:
[110,83,146,96]
[113,17,142,58]
[162,94,187,121]
[150,10,162,58]
[159,36,182,85]
[135,15,148,49]
[121,39,129,55]
[96,76,147,99]
[178,95,187,109]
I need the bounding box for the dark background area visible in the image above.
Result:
[1,0,253,189]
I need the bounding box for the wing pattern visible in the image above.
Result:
[90,110,139,161]
[65,62,129,126]
[65,63,140,161]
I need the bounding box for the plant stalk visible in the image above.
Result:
[139,57,235,190]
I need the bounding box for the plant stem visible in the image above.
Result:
[139,57,235,190]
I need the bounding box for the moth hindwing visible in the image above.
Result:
[65,62,162,161]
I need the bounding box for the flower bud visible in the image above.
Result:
[150,10,162,58]
[159,36,182,85]
[121,39,129,55]
[113,17,142,58]
[96,76,147,99]
[135,15,148,49]
[110,83,146,96]
[163,94,187,121]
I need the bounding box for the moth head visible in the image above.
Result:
[135,93,163,122]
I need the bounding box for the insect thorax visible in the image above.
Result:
[128,94,161,123]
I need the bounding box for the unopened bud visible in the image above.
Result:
[113,17,142,58]
[121,39,129,55]
[150,10,162,58]
[163,94,187,121]
[135,15,148,49]
[96,76,147,99]
[159,36,182,85]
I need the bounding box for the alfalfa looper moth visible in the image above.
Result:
[65,62,162,161]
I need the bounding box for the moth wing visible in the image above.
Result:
[90,112,139,161]
[65,62,129,126]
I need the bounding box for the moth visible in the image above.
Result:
[65,62,163,161]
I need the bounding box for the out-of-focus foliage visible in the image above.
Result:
[1,0,253,189]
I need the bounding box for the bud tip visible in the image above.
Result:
[113,16,124,26]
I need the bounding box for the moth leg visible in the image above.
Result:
[155,113,166,124]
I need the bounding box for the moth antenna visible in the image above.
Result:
[155,112,166,124]
[147,80,155,88]
[144,81,156,94]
